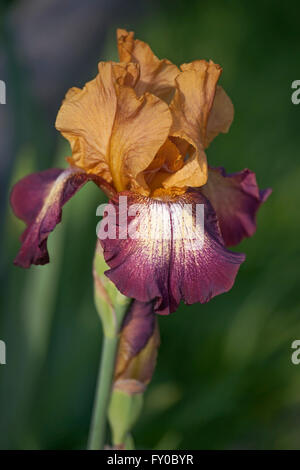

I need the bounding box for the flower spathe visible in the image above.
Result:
[10,29,271,314]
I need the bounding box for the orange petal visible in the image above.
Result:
[164,60,222,189]
[144,139,184,192]
[145,138,183,173]
[205,86,234,147]
[56,62,136,181]
[56,61,171,193]
[117,28,180,102]
[110,87,172,192]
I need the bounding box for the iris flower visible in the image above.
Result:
[11,29,271,315]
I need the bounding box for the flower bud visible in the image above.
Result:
[93,240,130,337]
[109,300,160,446]
[114,300,160,386]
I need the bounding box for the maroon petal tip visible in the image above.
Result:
[201,166,272,246]
[11,168,110,268]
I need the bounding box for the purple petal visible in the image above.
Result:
[11,168,114,268]
[200,167,272,246]
[100,190,245,315]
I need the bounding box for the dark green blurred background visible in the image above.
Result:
[1,0,300,450]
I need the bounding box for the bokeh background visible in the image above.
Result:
[1,0,300,450]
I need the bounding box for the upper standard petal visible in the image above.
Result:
[162,60,222,190]
[205,86,234,148]
[117,28,180,102]
[56,61,172,194]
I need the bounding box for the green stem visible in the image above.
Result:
[88,335,119,450]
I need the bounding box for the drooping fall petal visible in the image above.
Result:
[117,28,180,102]
[99,190,245,315]
[163,60,222,189]
[200,167,272,246]
[10,168,114,268]
[56,61,172,194]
